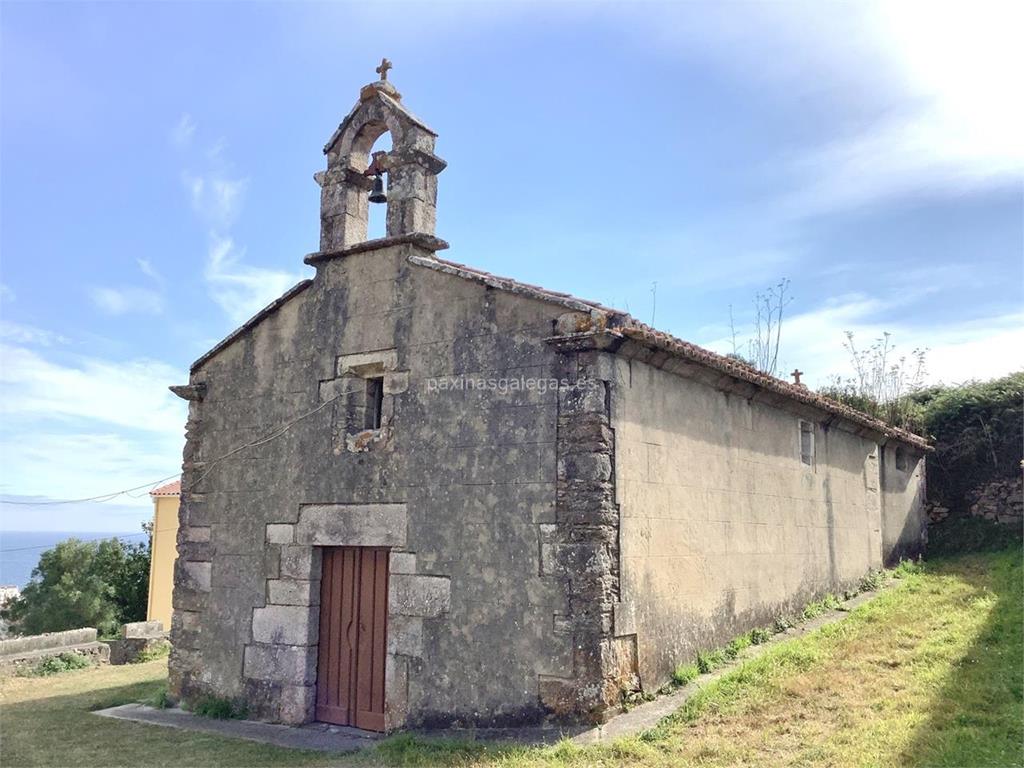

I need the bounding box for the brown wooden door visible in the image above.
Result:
[316,547,389,731]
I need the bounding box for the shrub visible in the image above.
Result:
[696,648,727,675]
[750,627,773,645]
[142,684,173,709]
[133,640,171,664]
[724,633,752,659]
[892,559,924,579]
[25,652,91,677]
[914,372,1023,512]
[189,695,247,720]
[928,514,1023,557]
[859,569,885,592]
[773,615,795,633]
[672,663,700,686]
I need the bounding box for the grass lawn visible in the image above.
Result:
[1,547,1020,768]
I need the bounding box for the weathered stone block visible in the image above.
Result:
[123,620,165,638]
[558,453,612,482]
[389,574,451,617]
[266,524,294,544]
[389,552,417,574]
[387,615,423,656]
[612,601,636,637]
[280,546,321,580]
[267,579,320,606]
[244,643,317,684]
[251,605,318,646]
[279,684,315,725]
[180,561,212,592]
[558,382,606,415]
[296,504,407,547]
[182,526,211,543]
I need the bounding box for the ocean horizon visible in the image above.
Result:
[0,531,142,589]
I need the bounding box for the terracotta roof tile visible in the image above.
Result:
[411,254,930,450]
[150,480,181,497]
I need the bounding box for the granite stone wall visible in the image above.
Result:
[169,242,578,728]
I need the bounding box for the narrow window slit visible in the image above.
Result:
[365,376,384,430]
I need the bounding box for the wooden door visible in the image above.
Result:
[316,547,389,731]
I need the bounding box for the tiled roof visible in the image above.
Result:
[150,480,181,497]
[185,238,930,450]
[412,255,931,450]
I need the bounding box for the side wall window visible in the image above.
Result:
[895,446,909,472]
[799,420,815,467]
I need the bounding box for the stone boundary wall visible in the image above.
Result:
[109,621,169,665]
[967,475,1023,527]
[0,627,97,656]
[0,627,109,671]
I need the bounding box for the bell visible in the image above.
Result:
[368,173,387,204]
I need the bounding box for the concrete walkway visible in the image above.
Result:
[94,703,380,753]
[93,584,888,752]
[572,586,885,744]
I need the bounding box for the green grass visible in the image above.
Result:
[1,548,1020,767]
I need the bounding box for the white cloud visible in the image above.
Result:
[703,296,1024,388]
[182,171,247,228]
[638,1,1023,216]
[204,235,306,325]
[778,2,1022,215]
[0,343,185,434]
[89,286,165,316]
[0,342,187,502]
[0,320,68,347]
[136,257,164,284]
[170,112,196,148]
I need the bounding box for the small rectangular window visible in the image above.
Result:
[895,447,909,471]
[365,377,384,430]
[799,421,815,466]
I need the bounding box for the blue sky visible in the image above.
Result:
[1,1,1021,532]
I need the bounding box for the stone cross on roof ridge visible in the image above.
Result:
[375,58,392,81]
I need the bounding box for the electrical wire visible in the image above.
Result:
[0,392,343,508]
[0,527,179,554]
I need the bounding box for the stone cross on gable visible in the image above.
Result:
[791,369,804,386]
[375,58,392,81]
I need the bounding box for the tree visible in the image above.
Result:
[1,534,151,637]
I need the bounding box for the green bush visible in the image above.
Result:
[133,640,171,664]
[724,633,752,659]
[913,372,1023,512]
[802,594,842,621]
[928,514,1023,557]
[189,695,247,720]
[858,569,885,592]
[696,648,728,674]
[25,652,91,677]
[892,559,924,579]
[671,663,700,686]
[750,627,773,645]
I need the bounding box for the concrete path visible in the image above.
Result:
[572,586,885,744]
[93,703,380,753]
[93,584,888,753]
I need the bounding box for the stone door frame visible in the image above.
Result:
[245,503,451,730]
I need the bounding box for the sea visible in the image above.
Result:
[0,531,140,589]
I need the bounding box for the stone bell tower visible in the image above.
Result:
[315,59,447,252]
